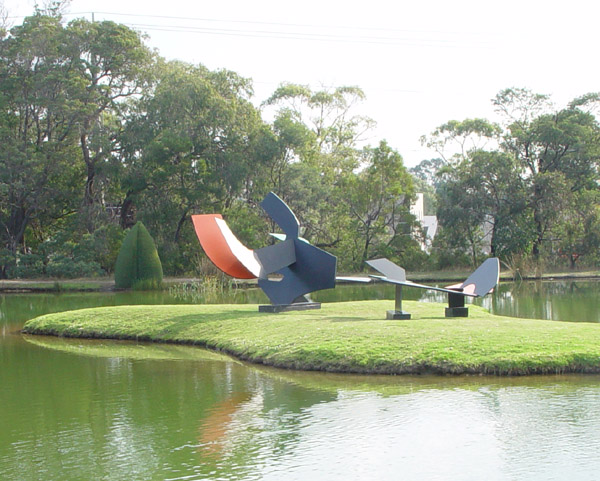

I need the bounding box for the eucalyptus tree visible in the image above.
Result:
[428,88,600,268]
[0,9,154,275]
[422,117,511,264]
[555,189,600,269]
[119,60,273,273]
[436,150,530,264]
[0,12,82,270]
[342,141,416,268]
[263,83,375,176]
[410,157,445,216]
[494,88,600,260]
[421,118,502,165]
[64,18,154,215]
[261,83,376,256]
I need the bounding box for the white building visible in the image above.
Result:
[410,193,438,252]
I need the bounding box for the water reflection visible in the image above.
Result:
[2,279,598,328]
[318,279,600,323]
[6,336,600,480]
[479,280,600,323]
[3,282,600,480]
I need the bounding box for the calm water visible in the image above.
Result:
[2,281,600,480]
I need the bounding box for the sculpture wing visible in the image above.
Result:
[260,192,300,239]
[455,257,500,297]
[191,214,261,279]
[366,258,407,282]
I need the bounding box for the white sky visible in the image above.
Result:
[4,0,600,167]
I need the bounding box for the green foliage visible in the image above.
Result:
[45,256,104,278]
[14,253,44,278]
[263,82,373,175]
[429,227,472,269]
[168,277,236,304]
[427,87,600,270]
[340,141,416,269]
[114,222,163,289]
[222,202,269,250]
[4,227,108,279]
[3,10,600,277]
[90,224,126,274]
[31,223,109,278]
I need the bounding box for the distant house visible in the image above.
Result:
[410,193,438,252]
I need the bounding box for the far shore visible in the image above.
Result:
[3,268,600,293]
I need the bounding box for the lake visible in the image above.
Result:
[2,280,600,480]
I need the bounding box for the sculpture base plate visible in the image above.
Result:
[445,307,469,318]
[259,302,322,313]
[386,310,411,320]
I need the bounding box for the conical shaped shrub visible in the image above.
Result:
[114,222,163,289]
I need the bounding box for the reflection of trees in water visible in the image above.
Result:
[1,337,337,481]
[478,280,600,322]
[317,279,600,323]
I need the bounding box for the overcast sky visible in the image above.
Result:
[4,0,600,167]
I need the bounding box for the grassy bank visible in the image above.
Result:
[22,300,600,376]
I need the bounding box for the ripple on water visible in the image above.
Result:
[169,386,600,481]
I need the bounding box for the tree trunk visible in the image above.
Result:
[532,183,543,262]
[81,132,95,206]
[489,219,497,257]
[569,254,578,270]
[360,228,372,265]
[174,208,189,243]
[120,196,136,229]
[7,205,29,255]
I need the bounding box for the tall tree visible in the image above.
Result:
[64,18,153,217]
[436,150,530,262]
[495,88,600,259]
[0,12,82,268]
[119,60,272,273]
[343,141,415,268]
[261,83,376,259]
[263,83,375,176]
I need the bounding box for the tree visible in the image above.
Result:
[343,141,415,268]
[118,60,272,274]
[495,88,600,260]
[428,88,600,269]
[263,83,375,176]
[261,83,377,263]
[63,17,154,223]
[0,9,155,276]
[435,150,530,263]
[0,12,83,274]
[422,117,511,265]
[410,157,445,216]
[421,118,501,164]
[555,189,600,269]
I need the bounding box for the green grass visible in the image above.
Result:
[21,300,600,376]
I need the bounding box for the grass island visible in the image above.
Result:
[22,300,600,376]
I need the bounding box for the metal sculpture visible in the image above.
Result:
[191,192,337,312]
[366,257,500,319]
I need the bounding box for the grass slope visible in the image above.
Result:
[22,300,600,376]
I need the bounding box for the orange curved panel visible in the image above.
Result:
[191,214,258,279]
